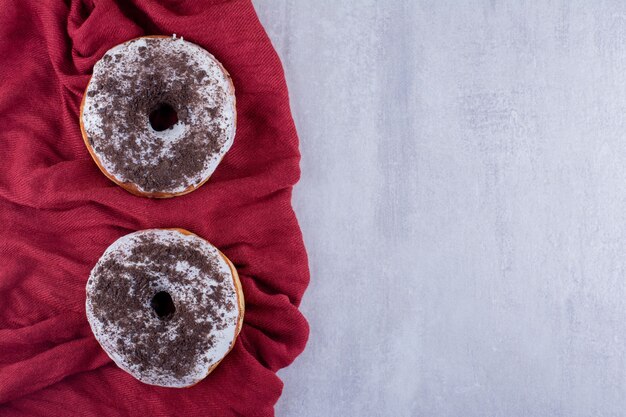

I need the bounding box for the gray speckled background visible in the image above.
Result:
[252,1,626,416]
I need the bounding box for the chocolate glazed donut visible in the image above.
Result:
[80,35,237,197]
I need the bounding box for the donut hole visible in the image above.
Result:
[149,103,178,131]
[150,291,176,319]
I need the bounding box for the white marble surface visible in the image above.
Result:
[252,1,626,416]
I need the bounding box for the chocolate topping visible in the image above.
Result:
[83,37,233,193]
[88,231,237,383]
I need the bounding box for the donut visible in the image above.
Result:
[85,228,244,387]
[80,35,236,198]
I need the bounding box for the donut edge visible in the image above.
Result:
[79,35,237,198]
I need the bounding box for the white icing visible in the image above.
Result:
[82,37,236,194]
[85,229,240,387]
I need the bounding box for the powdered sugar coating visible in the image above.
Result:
[81,36,236,194]
[85,229,241,387]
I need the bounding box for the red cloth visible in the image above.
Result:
[0,0,309,415]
